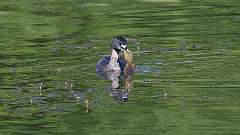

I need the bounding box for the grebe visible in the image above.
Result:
[96,36,136,102]
[96,36,128,73]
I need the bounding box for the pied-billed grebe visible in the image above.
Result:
[96,36,128,73]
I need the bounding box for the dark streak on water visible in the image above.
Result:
[0,0,240,135]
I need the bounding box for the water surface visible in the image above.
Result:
[0,0,240,135]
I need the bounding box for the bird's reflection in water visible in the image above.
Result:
[105,70,134,102]
[85,71,133,113]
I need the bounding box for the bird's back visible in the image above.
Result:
[96,56,126,73]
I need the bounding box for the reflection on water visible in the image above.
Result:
[0,0,240,134]
[100,70,134,102]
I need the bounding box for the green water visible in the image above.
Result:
[0,0,240,134]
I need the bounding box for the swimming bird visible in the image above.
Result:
[96,36,136,102]
[96,36,128,73]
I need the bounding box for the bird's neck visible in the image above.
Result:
[107,49,121,71]
[110,49,119,62]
